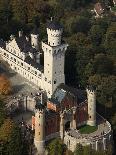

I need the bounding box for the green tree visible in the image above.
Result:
[0,119,22,155]
[104,22,116,55]
[0,100,5,127]
[93,54,114,75]
[74,143,83,155]
[89,25,104,46]
[0,0,12,24]
[47,138,63,155]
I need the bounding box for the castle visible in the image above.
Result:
[0,20,112,155]
[0,20,68,98]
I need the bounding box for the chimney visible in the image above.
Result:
[19,30,23,37]
[26,36,29,42]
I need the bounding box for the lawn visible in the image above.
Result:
[112,6,116,12]
[79,125,98,134]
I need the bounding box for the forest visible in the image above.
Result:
[0,0,116,154]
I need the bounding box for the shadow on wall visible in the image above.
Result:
[12,84,25,94]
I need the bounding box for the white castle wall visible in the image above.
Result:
[0,47,43,87]
[64,120,112,152]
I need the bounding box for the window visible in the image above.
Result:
[54,80,56,84]
[4,53,6,56]
[7,54,9,57]
[45,77,47,81]
[28,67,30,70]
[14,58,16,62]
[48,91,50,94]
[90,116,91,118]
[21,63,23,66]
[39,132,40,135]
[35,71,37,75]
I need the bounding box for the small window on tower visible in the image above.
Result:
[90,116,91,118]
[54,80,56,84]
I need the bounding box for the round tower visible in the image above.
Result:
[86,85,96,126]
[47,20,63,46]
[34,103,45,155]
[31,26,39,51]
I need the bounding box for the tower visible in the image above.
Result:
[31,26,39,51]
[86,86,96,126]
[34,103,45,155]
[42,20,68,98]
[31,26,41,64]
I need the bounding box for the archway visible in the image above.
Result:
[65,121,70,131]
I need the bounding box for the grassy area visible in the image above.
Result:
[112,6,116,12]
[79,125,98,134]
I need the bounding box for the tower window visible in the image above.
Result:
[90,116,91,118]
[39,132,40,135]
[54,80,56,84]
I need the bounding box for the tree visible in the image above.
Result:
[93,54,114,75]
[89,25,104,46]
[0,100,6,127]
[74,143,83,155]
[47,138,63,155]
[0,0,12,24]
[0,74,12,95]
[71,16,90,34]
[0,119,22,155]
[104,22,116,55]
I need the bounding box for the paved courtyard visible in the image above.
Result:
[0,60,40,97]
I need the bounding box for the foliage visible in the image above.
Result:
[0,74,12,95]
[0,119,22,155]
[47,138,63,155]
[74,143,113,155]
[0,99,6,126]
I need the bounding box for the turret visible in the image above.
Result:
[47,20,63,46]
[34,101,45,155]
[31,26,39,51]
[86,85,96,126]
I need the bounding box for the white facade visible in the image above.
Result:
[42,27,68,97]
[86,87,96,126]
[31,33,39,51]
[0,22,68,98]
